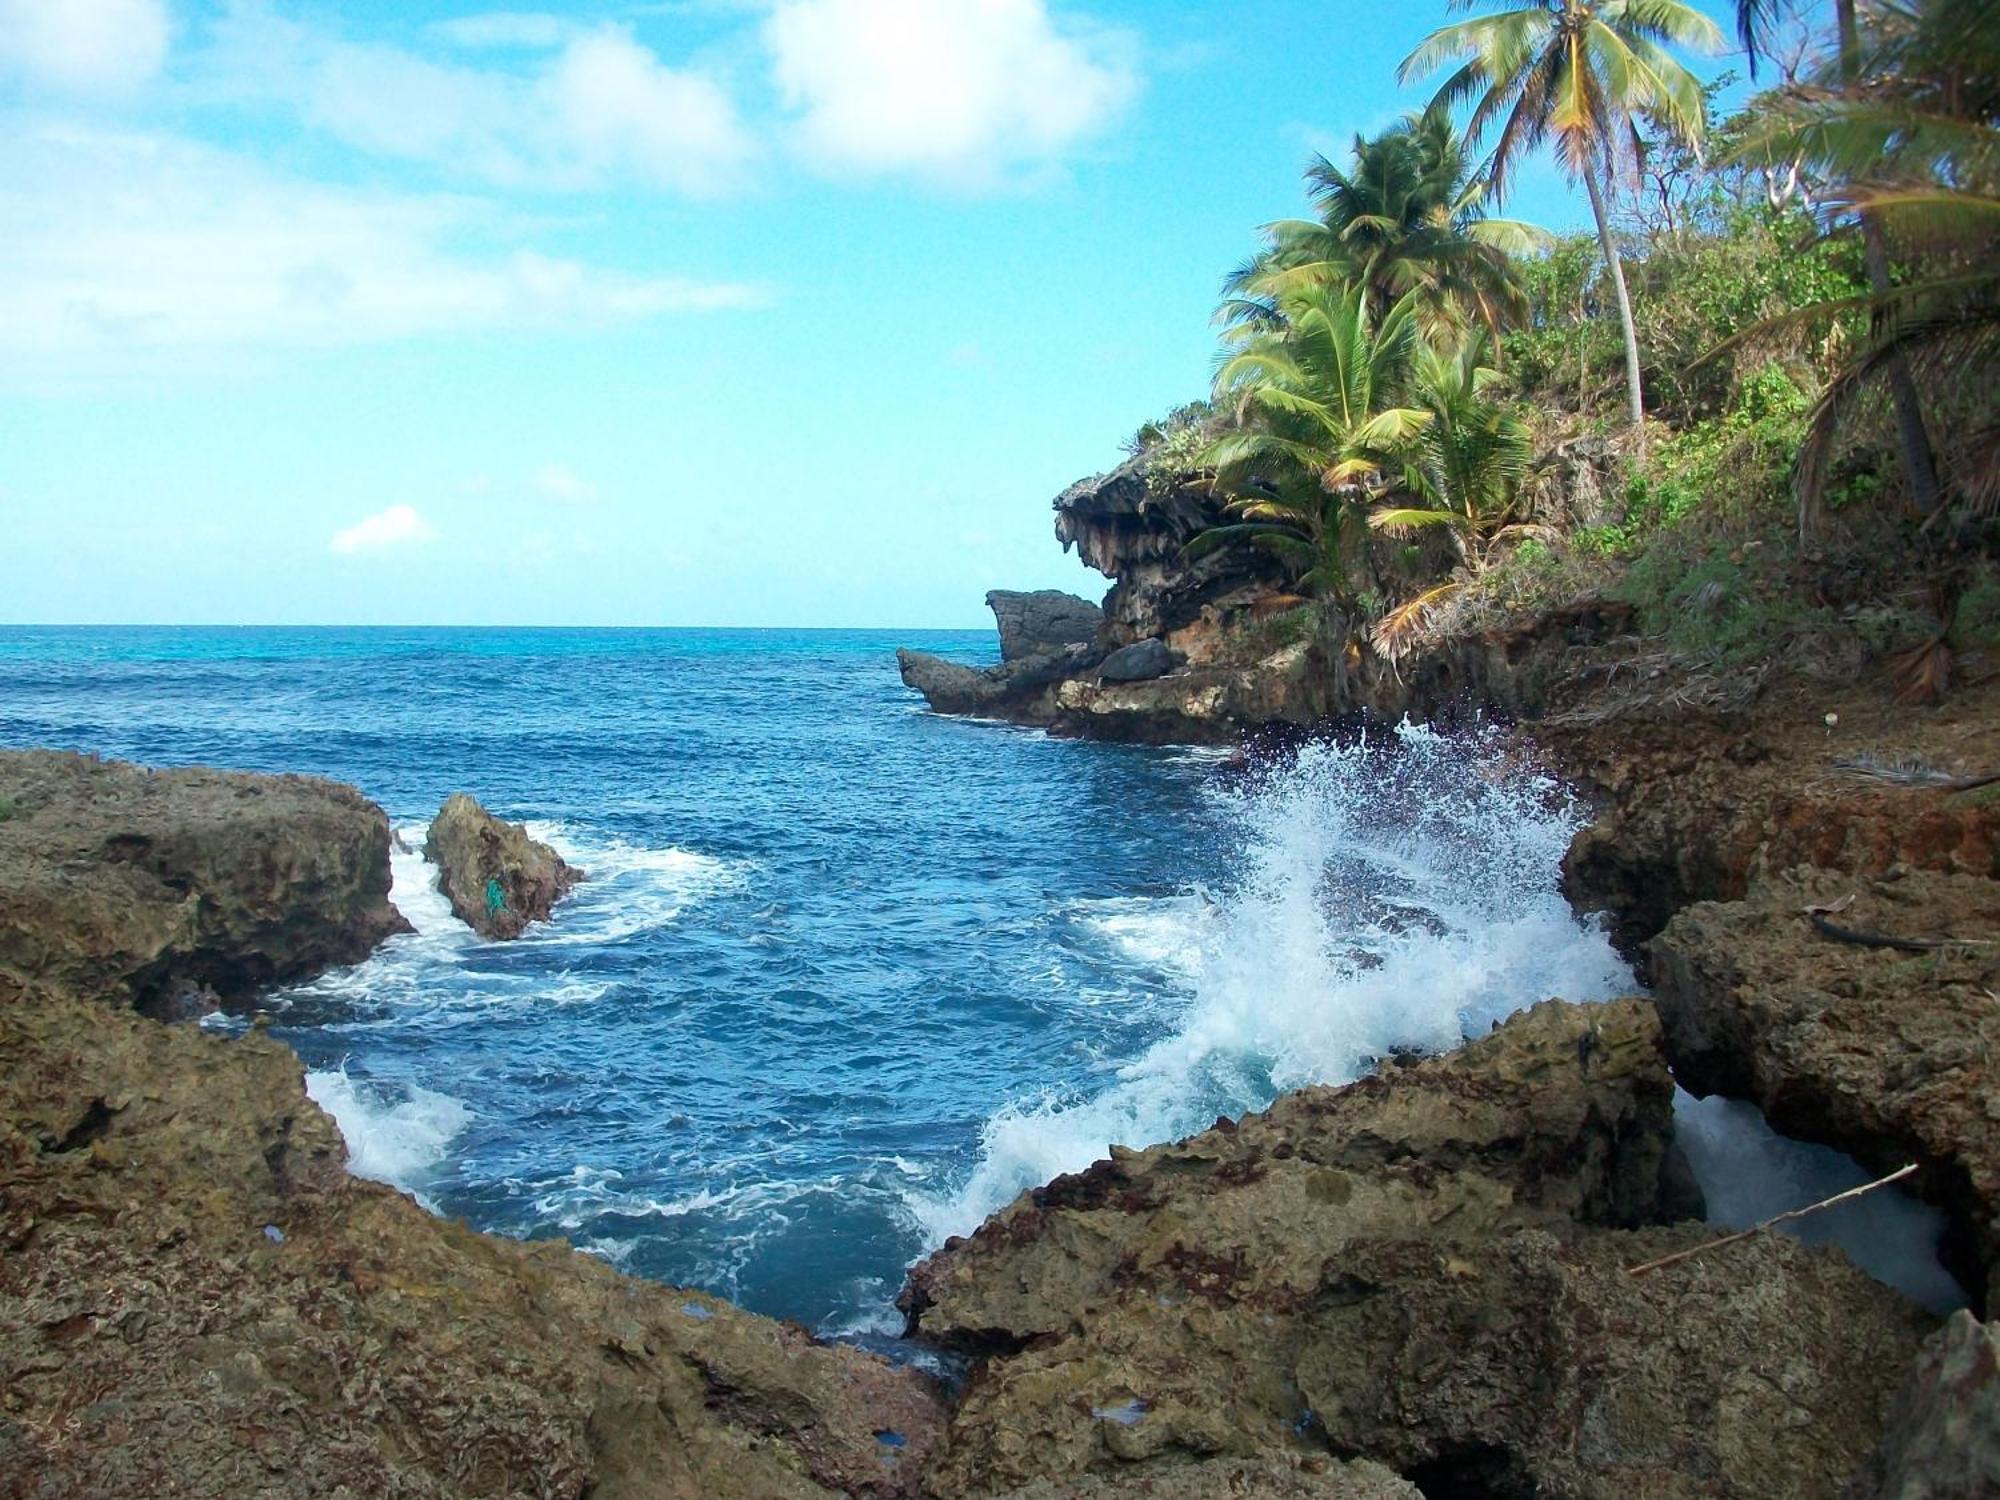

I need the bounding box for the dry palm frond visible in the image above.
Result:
[1888,636,1955,703]
[1370,582,1462,663]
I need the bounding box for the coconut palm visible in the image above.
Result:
[1725,0,1998,522]
[1400,0,1726,444]
[1187,285,1433,603]
[1220,109,1546,343]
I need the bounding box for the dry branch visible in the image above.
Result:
[1626,1164,1920,1277]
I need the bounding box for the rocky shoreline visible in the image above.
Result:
[6,638,2000,1496]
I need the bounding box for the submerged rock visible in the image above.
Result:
[0,750,409,1015]
[1651,866,2000,1309]
[425,792,583,940]
[986,589,1103,662]
[903,999,1926,1498]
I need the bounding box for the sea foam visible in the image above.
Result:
[908,722,1632,1244]
[305,1067,472,1209]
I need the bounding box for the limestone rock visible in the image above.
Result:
[1098,638,1175,683]
[1849,1310,2000,1499]
[0,750,409,1015]
[0,978,946,1498]
[425,792,583,940]
[1651,866,2000,1307]
[897,644,1103,722]
[903,1000,1927,1498]
[986,589,1103,662]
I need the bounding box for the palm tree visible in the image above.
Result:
[1400,0,1725,445]
[1187,285,1433,603]
[1371,331,1536,563]
[1726,0,1996,522]
[1219,109,1546,342]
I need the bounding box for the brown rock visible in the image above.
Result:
[0,978,945,1499]
[902,1000,1927,1498]
[1848,1310,2000,1499]
[990,1454,1420,1498]
[1650,866,2000,1308]
[424,792,583,939]
[0,750,408,1015]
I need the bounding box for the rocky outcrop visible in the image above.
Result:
[897,643,1105,721]
[1544,678,2000,954]
[0,750,409,1017]
[1850,1311,2000,1499]
[986,590,1103,661]
[0,758,946,1497]
[903,1000,1927,1497]
[0,978,945,1498]
[1651,866,2000,1309]
[425,792,583,940]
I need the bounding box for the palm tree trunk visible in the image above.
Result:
[1582,168,1648,452]
[1837,0,1943,514]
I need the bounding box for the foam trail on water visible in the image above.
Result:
[386,824,473,941]
[910,723,1632,1244]
[306,1068,472,1210]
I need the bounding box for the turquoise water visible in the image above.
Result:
[0,626,1657,1332]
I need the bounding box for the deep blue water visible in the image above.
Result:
[2,626,1960,1329]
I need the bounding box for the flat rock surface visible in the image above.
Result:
[0,750,408,1014]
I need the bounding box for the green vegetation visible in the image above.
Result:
[0,797,17,824]
[1141,0,1998,698]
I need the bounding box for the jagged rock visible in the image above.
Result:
[903,1000,1926,1498]
[986,590,1103,662]
[1544,682,2000,954]
[898,644,1105,722]
[1098,638,1176,683]
[992,1455,1421,1498]
[425,792,583,940]
[1650,866,2000,1308]
[1849,1310,2000,1499]
[0,750,408,1015]
[0,978,946,1498]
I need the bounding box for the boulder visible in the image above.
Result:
[1849,1310,2000,1499]
[0,750,409,1016]
[1098,638,1176,683]
[986,589,1103,662]
[1651,866,2000,1308]
[903,1000,1927,1498]
[424,793,583,940]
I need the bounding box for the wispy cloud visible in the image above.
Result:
[533,462,598,505]
[763,0,1138,189]
[330,504,437,554]
[210,6,757,196]
[0,125,768,378]
[0,0,171,93]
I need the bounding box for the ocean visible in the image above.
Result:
[0,625,1961,1330]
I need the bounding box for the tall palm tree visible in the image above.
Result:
[1219,109,1546,342]
[1400,0,1725,445]
[1187,285,1433,602]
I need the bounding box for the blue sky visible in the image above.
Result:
[0,0,1759,627]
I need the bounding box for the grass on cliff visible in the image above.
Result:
[0,797,15,824]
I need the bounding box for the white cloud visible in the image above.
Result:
[331,504,438,554]
[212,9,756,196]
[0,124,768,378]
[0,0,170,92]
[763,0,1137,187]
[429,12,577,50]
[534,463,597,505]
